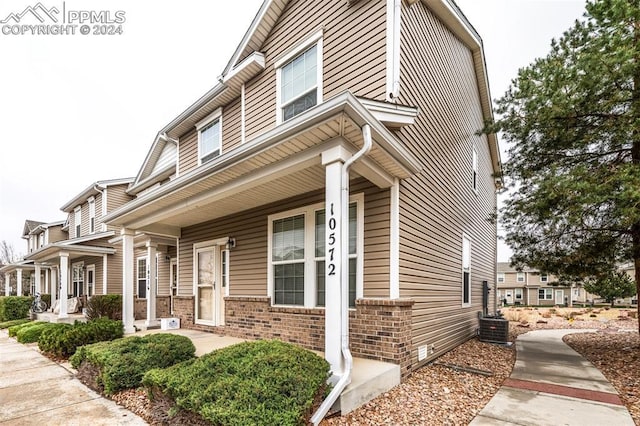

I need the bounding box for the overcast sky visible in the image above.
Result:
[0,0,586,260]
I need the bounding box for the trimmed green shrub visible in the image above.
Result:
[71,333,196,395]
[16,322,62,343]
[0,296,32,321]
[0,318,31,329]
[85,295,122,321]
[143,340,331,426]
[8,321,41,337]
[38,318,123,358]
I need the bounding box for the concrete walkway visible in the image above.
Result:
[0,330,145,425]
[471,329,635,426]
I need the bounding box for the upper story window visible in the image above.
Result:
[516,272,525,283]
[196,108,222,165]
[497,272,505,283]
[462,235,471,307]
[275,30,323,124]
[88,197,95,234]
[74,207,81,238]
[38,233,44,248]
[540,274,548,283]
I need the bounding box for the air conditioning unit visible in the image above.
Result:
[478,317,509,343]
[160,317,180,330]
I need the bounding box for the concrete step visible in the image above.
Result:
[337,357,400,415]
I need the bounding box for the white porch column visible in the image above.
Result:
[45,268,49,294]
[51,267,57,305]
[102,254,108,295]
[59,253,69,318]
[322,147,348,378]
[35,264,42,294]
[122,228,135,334]
[4,273,10,296]
[16,269,22,296]
[145,241,157,326]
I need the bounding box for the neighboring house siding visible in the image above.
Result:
[395,4,497,366]
[48,227,67,243]
[178,128,198,175]
[222,97,243,153]
[152,143,177,175]
[105,185,134,232]
[107,249,123,295]
[178,180,389,299]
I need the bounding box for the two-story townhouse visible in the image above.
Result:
[1,219,66,297]
[22,178,134,317]
[497,262,592,306]
[104,0,501,416]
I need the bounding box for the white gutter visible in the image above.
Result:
[311,124,372,425]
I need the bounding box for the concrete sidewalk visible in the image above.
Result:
[0,330,145,425]
[471,329,635,426]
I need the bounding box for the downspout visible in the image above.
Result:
[311,124,372,425]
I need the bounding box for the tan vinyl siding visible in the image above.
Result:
[222,98,242,153]
[107,249,123,294]
[178,128,198,176]
[395,3,497,366]
[178,181,389,300]
[105,185,134,232]
[157,247,171,296]
[244,0,387,141]
[94,193,104,232]
[47,226,67,243]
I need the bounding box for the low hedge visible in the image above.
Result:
[38,318,123,358]
[85,295,122,320]
[0,318,31,329]
[143,340,331,426]
[0,296,32,321]
[70,333,196,395]
[16,322,63,343]
[8,321,41,337]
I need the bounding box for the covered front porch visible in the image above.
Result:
[104,92,420,381]
[24,243,115,318]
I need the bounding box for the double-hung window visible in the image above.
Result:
[276,31,323,123]
[88,197,95,234]
[462,235,471,306]
[197,108,222,165]
[497,272,505,283]
[268,195,362,308]
[540,274,548,283]
[74,207,81,238]
[539,288,553,300]
[517,272,525,283]
[137,257,147,299]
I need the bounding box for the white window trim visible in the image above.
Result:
[137,256,147,299]
[540,274,548,283]
[71,261,84,297]
[462,234,471,307]
[538,288,553,300]
[267,194,364,309]
[196,107,223,166]
[275,29,324,125]
[86,264,95,297]
[74,206,81,238]
[497,272,505,283]
[515,288,523,300]
[516,272,525,283]
[88,196,96,234]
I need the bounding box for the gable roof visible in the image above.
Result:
[60,178,134,213]
[22,220,45,237]
[128,133,178,196]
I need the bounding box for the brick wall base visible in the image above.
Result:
[134,296,171,320]
[173,295,414,378]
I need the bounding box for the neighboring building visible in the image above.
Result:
[19,178,134,317]
[497,262,593,306]
[1,219,66,297]
[103,0,501,390]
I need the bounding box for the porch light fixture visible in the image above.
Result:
[226,237,236,249]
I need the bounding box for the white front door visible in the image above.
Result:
[505,291,513,304]
[555,290,564,305]
[195,244,227,325]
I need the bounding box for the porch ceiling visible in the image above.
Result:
[24,243,116,264]
[104,92,421,233]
